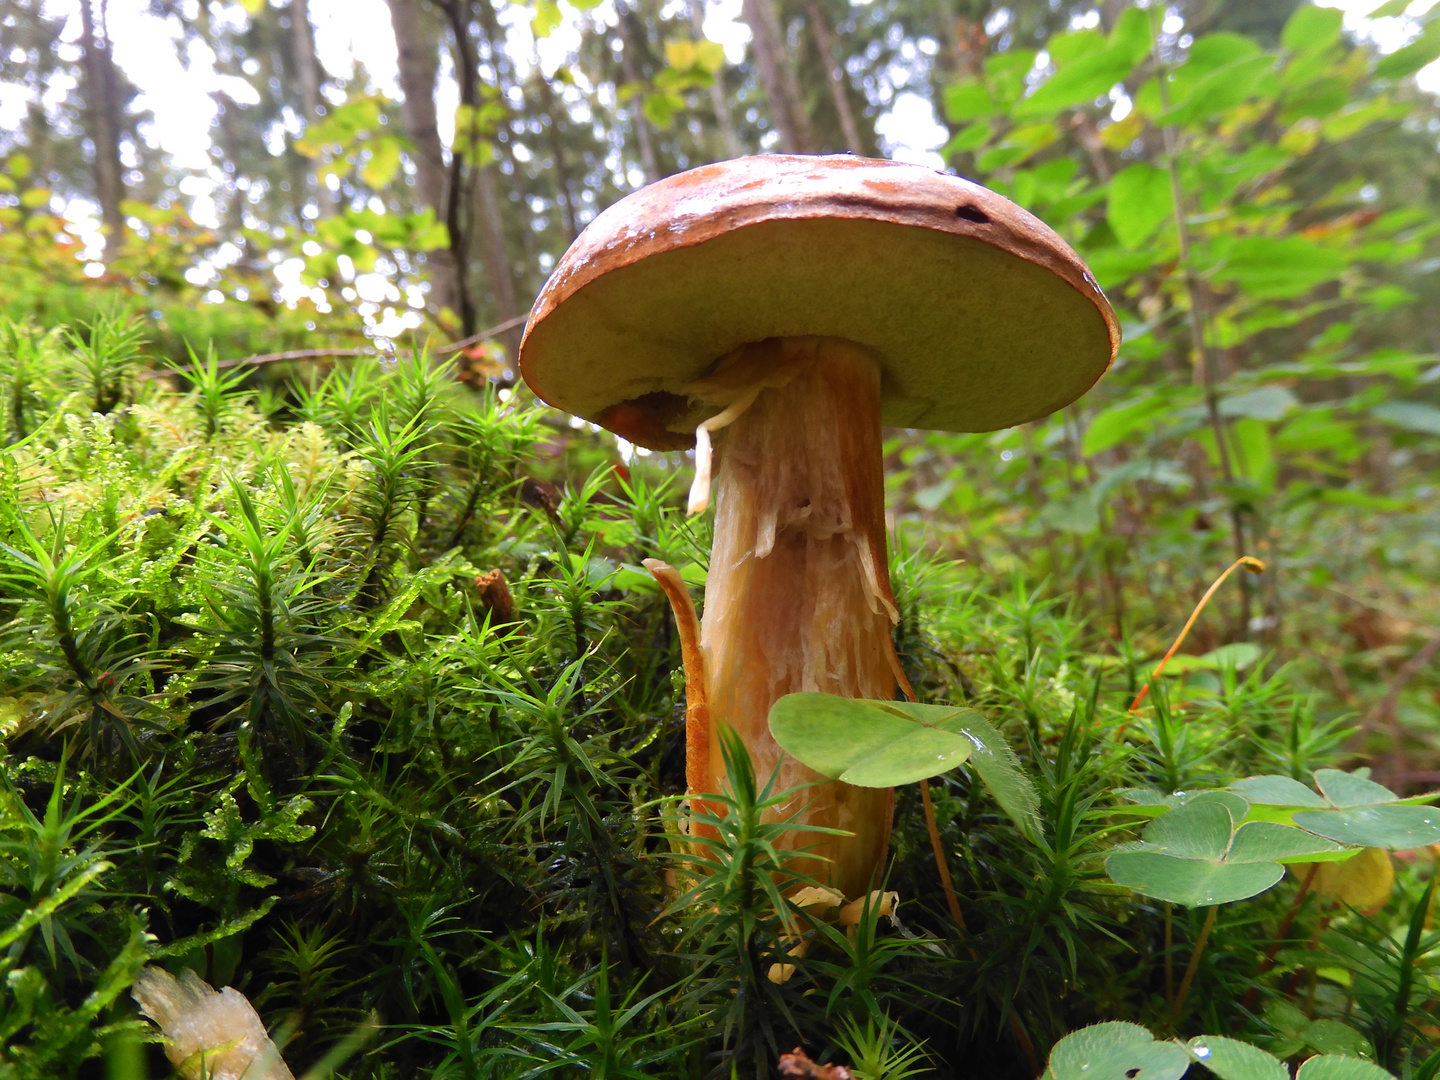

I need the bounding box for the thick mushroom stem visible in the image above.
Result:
[700,336,901,898]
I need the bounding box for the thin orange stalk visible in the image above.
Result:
[1127,556,1266,716]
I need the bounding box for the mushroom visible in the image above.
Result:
[519,154,1118,899]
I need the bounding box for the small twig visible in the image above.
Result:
[1127,556,1266,716]
[1243,862,1319,1011]
[142,313,531,378]
[1364,628,1440,789]
[1164,903,1175,1008]
[919,777,966,931]
[1172,905,1217,1023]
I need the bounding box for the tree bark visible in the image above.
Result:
[617,1,661,183]
[387,0,468,329]
[79,0,125,254]
[535,72,578,240]
[740,0,812,153]
[289,0,324,125]
[289,0,335,217]
[689,0,741,159]
[805,0,862,155]
[445,0,521,355]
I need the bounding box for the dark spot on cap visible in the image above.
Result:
[955,205,990,224]
[1126,1070,1140,1078]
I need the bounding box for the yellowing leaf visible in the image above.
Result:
[532,0,562,39]
[1305,847,1394,912]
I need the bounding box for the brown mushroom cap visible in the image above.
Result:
[520,154,1119,451]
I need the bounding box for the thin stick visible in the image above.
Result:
[1243,862,1319,1011]
[1164,904,1175,1008]
[140,313,531,378]
[1127,556,1266,715]
[1172,906,1217,1023]
[919,778,966,930]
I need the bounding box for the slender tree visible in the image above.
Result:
[78,0,126,253]
[386,0,468,325]
[740,0,812,152]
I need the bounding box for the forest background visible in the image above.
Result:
[2,0,1440,1076]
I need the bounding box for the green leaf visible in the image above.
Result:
[1292,805,1440,849]
[1301,1021,1374,1061]
[957,708,1045,843]
[1106,798,1338,906]
[1372,401,1440,437]
[1230,768,1440,848]
[943,81,995,122]
[1046,1022,1190,1080]
[1188,1036,1288,1080]
[1375,21,1440,80]
[768,693,981,787]
[1314,769,1403,807]
[1082,396,1169,456]
[1108,163,1175,250]
[767,694,1042,840]
[1218,387,1298,421]
[941,120,992,157]
[1282,6,1344,55]
[1016,47,1136,118]
[1228,821,1346,865]
[1106,851,1284,907]
[1164,53,1278,125]
[532,0,562,38]
[1295,1056,1397,1080]
[1211,236,1348,299]
[1229,775,1328,808]
[643,91,683,129]
[1110,7,1155,66]
[361,137,403,188]
[1048,29,1107,66]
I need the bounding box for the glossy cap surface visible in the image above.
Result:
[520,154,1119,450]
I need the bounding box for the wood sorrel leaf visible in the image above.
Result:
[1105,797,1344,906]
[1295,1056,1398,1080]
[1046,1022,1190,1080]
[1227,770,1440,849]
[1187,1036,1288,1080]
[767,693,1043,842]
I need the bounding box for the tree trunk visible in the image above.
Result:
[289,0,324,124]
[448,0,521,354]
[740,0,812,153]
[617,1,661,183]
[805,0,863,155]
[689,0,741,159]
[289,0,334,216]
[535,72,578,240]
[79,0,125,254]
[474,167,522,358]
[387,0,468,329]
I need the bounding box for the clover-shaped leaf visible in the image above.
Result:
[768,693,1043,842]
[1295,1055,1396,1080]
[1045,1022,1190,1080]
[1187,1036,1288,1080]
[1117,787,1249,820]
[1106,796,1345,906]
[1228,770,1440,849]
